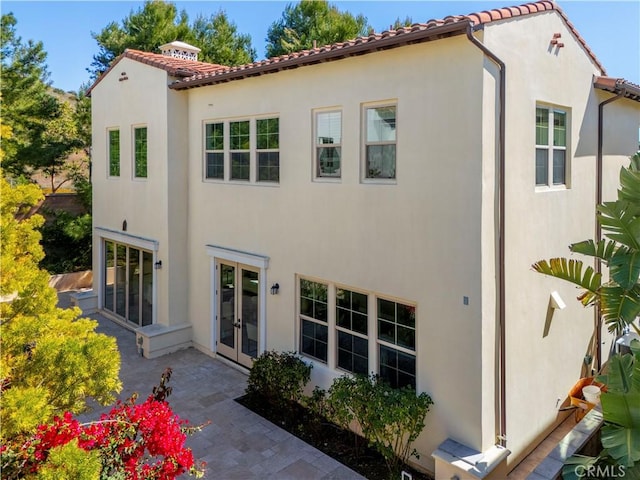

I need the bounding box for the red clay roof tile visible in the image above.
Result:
[89,0,610,94]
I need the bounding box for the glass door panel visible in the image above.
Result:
[241,269,259,360]
[219,264,236,350]
[128,248,140,326]
[115,245,127,317]
[104,241,114,311]
[141,251,153,326]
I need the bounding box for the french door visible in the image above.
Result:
[103,240,153,326]
[217,261,259,368]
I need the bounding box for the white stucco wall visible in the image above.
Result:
[185,36,486,472]
[484,11,640,466]
[91,58,189,329]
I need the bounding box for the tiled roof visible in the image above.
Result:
[172,0,606,90]
[87,50,224,94]
[594,76,640,102]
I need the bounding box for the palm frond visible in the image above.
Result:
[598,201,640,251]
[600,285,640,333]
[610,248,640,289]
[532,258,601,306]
[570,239,618,263]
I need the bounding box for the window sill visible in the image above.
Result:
[361,178,397,186]
[205,179,280,188]
[535,185,569,193]
[313,177,341,184]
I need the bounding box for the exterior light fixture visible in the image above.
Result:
[550,291,566,310]
[270,283,280,295]
[154,260,162,270]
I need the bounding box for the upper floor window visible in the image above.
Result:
[536,106,567,187]
[134,126,148,178]
[364,104,396,180]
[315,111,342,178]
[256,118,279,183]
[108,129,120,177]
[230,120,250,181]
[205,122,224,180]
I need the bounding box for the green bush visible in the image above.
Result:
[327,373,433,476]
[246,351,311,409]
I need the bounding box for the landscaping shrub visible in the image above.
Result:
[246,351,311,409]
[327,373,433,476]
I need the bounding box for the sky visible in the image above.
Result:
[2,0,639,93]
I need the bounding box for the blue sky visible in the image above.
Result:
[2,1,639,93]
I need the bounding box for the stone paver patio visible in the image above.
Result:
[60,293,364,480]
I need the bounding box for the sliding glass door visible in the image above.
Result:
[103,240,153,327]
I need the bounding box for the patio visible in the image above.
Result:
[59,293,364,479]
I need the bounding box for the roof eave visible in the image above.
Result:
[594,76,640,103]
[171,20,471,90]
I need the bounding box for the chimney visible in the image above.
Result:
[159,41,201,61]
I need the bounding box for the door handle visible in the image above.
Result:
[235,319,242,329]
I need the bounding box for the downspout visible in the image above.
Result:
[595,89,625,371]
[465,24,507,448]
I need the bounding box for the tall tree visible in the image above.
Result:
[265,0,368,58]
[0,13,58,177]
[190,11,256,66]
[0,176,122,440]
[90,1,255,78]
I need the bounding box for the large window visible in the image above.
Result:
[256,118,279,182]
[336,288,368,375]
[316,111,342,178]
[298,277,417,389]
[364,105,396,180]
[230,120,250,181]
[205,122,224,179]
[134,126,148,178]
[299,279,328,362]
[536,106,567,187]
[377,298,416,389]
[103,240,153,327]
[108,129,120,177]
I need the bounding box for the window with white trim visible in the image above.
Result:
[108,129,120,177]
[300,279,328,362]
[205,122,224,179]
[230,120,250,181]
[133,126,147,178]
[364,104,396,180]
[536,106,567,187]
[315,111,342,178]
[336,288,368,375]
[377,298,416,389]
[298,276,417,389]
[256,118,279,182]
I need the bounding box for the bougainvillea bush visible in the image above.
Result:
[1,369,206,480]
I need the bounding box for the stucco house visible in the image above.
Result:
[88,1,640,477]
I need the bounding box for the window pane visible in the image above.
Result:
[231,152,250,180]
[377,298,416,351]
[318,147,341,177]
[104,241,114,311]
[109,130,120,176]
[378,298,395,322]
[300,279,328,322]
[301,319,328,362]
[379,345,416,389]
[134,127,147,178]
[536,107,549,145]
[317,111,342,145]
[553,150,566,185]
[206,152,224,179]
[337,331,368,375]
[257,118,279,150]
[230,121,250,150]
[366,145,396,179]
[553,111,566,147]
[205,123,224,150]
[257,152,279,182]
[367,106,396,142]
[536,149,548,186]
